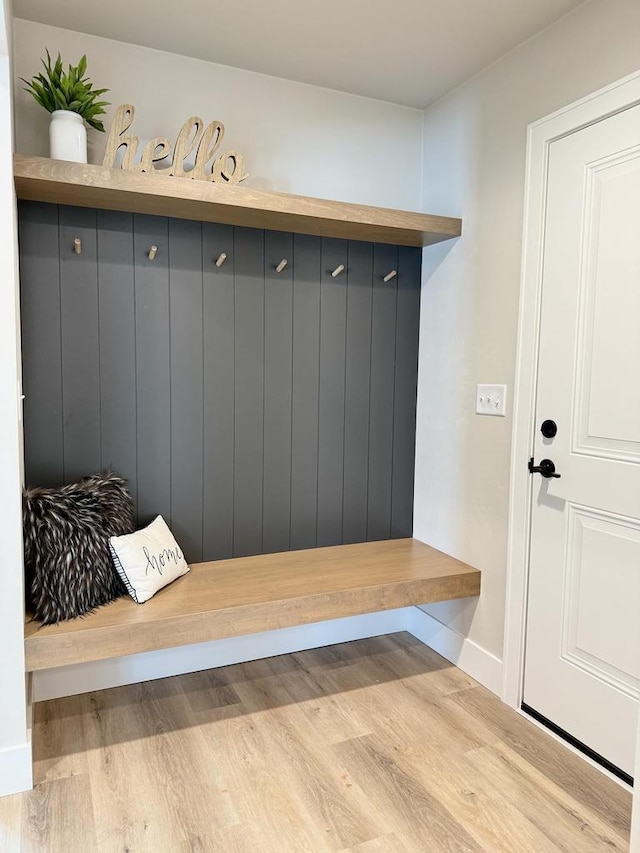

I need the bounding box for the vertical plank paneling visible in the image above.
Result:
[19,201,63,488]
[233,228,264,557]
[169,218,204,562]
[367,244,398,540]
[59,206,101,483]
[317,238,348,547]
[342,241,373,544]
[20,206,422,557]
[263,231,293,553]
[202,223,235,560]
[290,234,321,551]
[97,210,137,505]
[134,214,171,526]
[392,247,421,538]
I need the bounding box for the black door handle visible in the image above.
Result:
[528,457,561,479]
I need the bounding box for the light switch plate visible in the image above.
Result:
[476,384,507,417]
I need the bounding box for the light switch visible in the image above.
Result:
[476,384,507,417]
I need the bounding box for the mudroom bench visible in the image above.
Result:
[24,538,480,673]
[17,159,472,684]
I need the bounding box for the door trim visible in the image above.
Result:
[503,67,640,711]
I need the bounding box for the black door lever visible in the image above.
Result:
[528,457,561,479]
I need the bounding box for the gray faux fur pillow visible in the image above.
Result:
[23,472,135,624]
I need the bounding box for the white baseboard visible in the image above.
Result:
[406,607,503,695]
[32,608,410,701]
[0,741,32,797]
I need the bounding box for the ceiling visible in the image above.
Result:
[13,0,586,108]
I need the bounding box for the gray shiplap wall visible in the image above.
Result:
[19,201,421,562]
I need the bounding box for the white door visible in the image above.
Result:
[524,103,640,779]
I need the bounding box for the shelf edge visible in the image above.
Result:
[14,154,461,247]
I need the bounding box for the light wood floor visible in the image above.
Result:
[0,633,631,852]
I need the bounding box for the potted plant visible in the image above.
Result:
[22,50,110,164]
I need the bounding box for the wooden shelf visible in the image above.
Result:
[14,154,461,248]
[24,538,480,671]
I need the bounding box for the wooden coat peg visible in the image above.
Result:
[215,252,227,267]
[331,264,345,278]
[275,259,288,273]
[73,238,82,254]
[383,270,397,283]
[148,245,158,261]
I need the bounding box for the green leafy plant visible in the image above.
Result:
[21,50,110,132]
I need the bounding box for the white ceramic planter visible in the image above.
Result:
[49,110,87,163]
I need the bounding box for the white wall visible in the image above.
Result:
[0,0,32,797]
[12,19,424,209]
[414,0,640,664]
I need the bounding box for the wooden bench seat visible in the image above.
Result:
[24,538,480,672]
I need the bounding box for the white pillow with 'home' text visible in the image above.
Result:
[109,515,190,604]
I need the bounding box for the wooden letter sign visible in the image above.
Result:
[103,104,249,184]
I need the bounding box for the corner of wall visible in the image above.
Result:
[0,0,31,784]
[0,1,12,57]
[407,606,503,696]
[419,107,426,212]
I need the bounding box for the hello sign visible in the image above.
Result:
[102,104,249,184]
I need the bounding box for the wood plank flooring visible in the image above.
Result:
[0,633,631,852]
